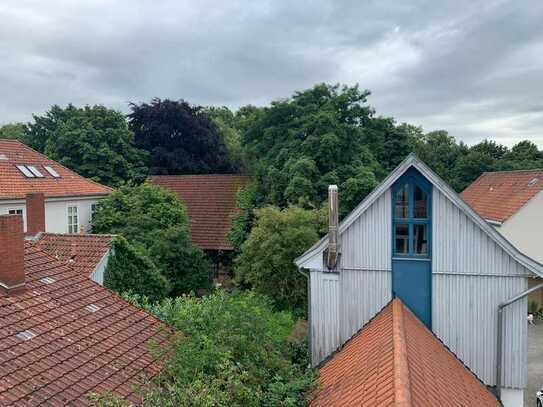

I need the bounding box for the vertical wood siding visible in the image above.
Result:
[433,186,528,388]
[310,190,392,365]
[341,190,392,270]
[309,184,529,390]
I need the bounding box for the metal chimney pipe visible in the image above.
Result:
[326,185,339,270]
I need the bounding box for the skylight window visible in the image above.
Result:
[16,165,35,178]
[16,330,36,341]
[528,178,539,187]
[39,277,56,284]
[26,165,44,178]
[44,165,60,178]
[0,154,7,160]
[85,304,100,313]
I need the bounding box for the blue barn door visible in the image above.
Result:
[391,168,432,328]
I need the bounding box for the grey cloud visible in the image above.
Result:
[0,0,542,147]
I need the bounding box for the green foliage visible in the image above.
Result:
[227,182,257,252]
[206,106,248,171]
[24,104,147,187]
[120,290,316,407]
[104,237,170,301]
[0,122,25,140]
[128,98,238,175]
[235,206,326,316]
[92,183,211,296]
[240,83,385,213]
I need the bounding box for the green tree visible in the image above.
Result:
[235,206,326,315]
[227,182,257,252]
[99,290,316,407]
[239,83,389,213]
[92,183,211,296]
[206,106,247,171]
[414,130,468,190]
[24,104,147,187]
[0,122,25,140]
[104,236,170,301]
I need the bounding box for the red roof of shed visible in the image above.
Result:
[0,242,168,406]
[310,299,499,407]
[149,174,252,250]
[461,169,543,223]
[0,139,113,200]
[33,233,115,274]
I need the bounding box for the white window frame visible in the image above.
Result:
[44,165,61,178]
[16,165,35,178]
[67,205,79,234]
[26,165,44,178]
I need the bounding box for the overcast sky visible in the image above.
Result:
[1,0,542,147]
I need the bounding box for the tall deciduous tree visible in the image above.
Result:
[239,84,390,214]
[24,104,147,187]
[128,98,238,175]
[0,122,25,140]
[92,183,211,296]
[235,206,326,316]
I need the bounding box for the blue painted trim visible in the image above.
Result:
[391,167,432,258]
[391,166,433,329]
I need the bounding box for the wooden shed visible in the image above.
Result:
[295,154,543,407]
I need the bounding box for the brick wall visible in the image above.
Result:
[26,192,45,236]
[0,214,25,292]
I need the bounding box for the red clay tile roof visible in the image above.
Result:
[0,242,168,406]
[461,169,543,223]
[33,233,115,274]
[310,299,499,407]
[149,174,252,250]
[0,139,113,199]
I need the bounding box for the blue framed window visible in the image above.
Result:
[392,169,432,258]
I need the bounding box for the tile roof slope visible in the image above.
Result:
[310,299,499,407]
[0,242,168,406]
[33,233,115,274]
[149,174,252,250]
[0,139,113,199]
[461,169,543,223]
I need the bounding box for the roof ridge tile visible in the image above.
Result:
[392,299,412,406]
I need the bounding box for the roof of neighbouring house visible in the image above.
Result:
[310,299,499,407]
[149,174,252,250]
[32,233,115,274]
[461,169,543,223]
[0,139,113,200]
[0,242,168,406]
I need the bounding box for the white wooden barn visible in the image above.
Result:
[295,154,543,407]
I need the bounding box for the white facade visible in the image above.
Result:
[296,155,543,407]
[497,189,543,265]
[0,195,104,234]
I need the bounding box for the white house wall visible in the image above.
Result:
[499,189,543,264]
[309,190,392,365]
[0,196,102,233]
[433,186,529,388]
[89,248,111,286]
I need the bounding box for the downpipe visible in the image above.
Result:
[496,281,543,399]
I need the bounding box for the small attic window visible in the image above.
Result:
[16,165,35,178]
[16,330,36,341]
[528,178,539,187]
[44,165,60,178]
[85,304,100,313]
[27,165,44,178]
[39,277,56,284]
